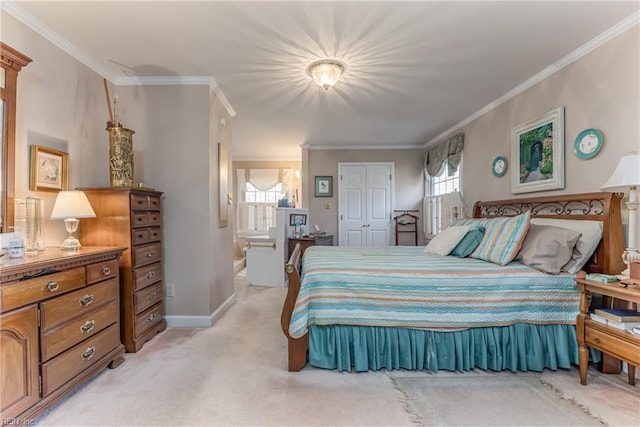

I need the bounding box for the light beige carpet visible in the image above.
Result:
[33,274,639,426]
[393,374,604,426]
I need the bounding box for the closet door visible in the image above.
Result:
[340,165,367,246]
[366,164,393,246]
[339,162,393,246]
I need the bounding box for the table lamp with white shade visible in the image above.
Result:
[601,153,640,277]
[50,190,96,251]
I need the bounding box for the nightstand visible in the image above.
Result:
[575,273,640,385]
[288,235,334,259]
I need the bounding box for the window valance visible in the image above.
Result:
[424,133,464,177]
[237,168,292,194]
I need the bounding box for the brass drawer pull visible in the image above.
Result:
[79,294,94,307]
[147,271,155,279]
[148,313,156,322]
[147,292,157,301]
[47,281,60,292]
[594,337,601,344]
[80,320,96,333]
[146,251,154,257]
[81,346,96,360]
[102,266,111,275]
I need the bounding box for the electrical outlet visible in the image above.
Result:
[166,283,175,297]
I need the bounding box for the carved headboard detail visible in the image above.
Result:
[473,192,625,275]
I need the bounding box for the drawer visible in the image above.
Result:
[148,211,161,226]
[131,193,149,210]
[134,282,163,314]
[86,258,119,284]
[41,323,120,397]
[40,278,119,331]
[585,323,640,366]
[134,302,164,337]
[148,227,161,242]
[131,227,161,245]
[131,212,149,228]
[133,243,162,268]
[133,262,163,291]
[149,196,161,211]
[132,228,150,245]
[41,302,118,361]
[1,267,85,313]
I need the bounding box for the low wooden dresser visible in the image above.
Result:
[0,247,126,424]
[575,272,640,386]
[80,187,166,352]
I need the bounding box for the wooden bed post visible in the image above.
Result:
[280,243,309,371]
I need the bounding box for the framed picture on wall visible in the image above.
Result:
[315,176,333,197]
[511,107,564,194]
[29,145,69,192]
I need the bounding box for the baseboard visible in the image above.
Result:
[164,292,236,328]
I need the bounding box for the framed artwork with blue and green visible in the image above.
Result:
[511,107,565,194]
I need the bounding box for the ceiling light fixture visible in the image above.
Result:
[307,59,345,90]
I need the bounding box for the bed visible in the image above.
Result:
[281,192,625,372]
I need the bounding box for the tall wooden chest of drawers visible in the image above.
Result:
[0,247,125,424]
[80,187,166,352]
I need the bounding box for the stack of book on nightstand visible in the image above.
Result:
[590,308,640,331]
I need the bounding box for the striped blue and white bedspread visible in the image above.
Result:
[288,246,578,339]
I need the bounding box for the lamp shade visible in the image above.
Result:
[442,191,466,207]
[601,154,640,191]
[50,190,96,219]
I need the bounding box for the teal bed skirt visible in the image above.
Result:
[308,323,599,373]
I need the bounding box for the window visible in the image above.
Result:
[236,168,291,236]
[429,163,460,197]
[424,161,463,237]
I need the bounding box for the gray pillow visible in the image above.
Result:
[516,224,581,274]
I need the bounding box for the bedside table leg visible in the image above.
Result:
[628,365,636,386]
[579,345,589,385]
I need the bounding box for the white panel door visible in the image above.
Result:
[367,164,392,246]
[340,165,367,247]
[339,163,393,246]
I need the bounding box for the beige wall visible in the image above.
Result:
[305,149,424,244]
[5,15,235,323]
[115,84,235,320]
[4,13,107,247]
[460,24,639,247]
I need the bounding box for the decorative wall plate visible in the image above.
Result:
[491,156,507,177]
[574,128,603,160]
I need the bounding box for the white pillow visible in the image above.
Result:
[424,225,473,256]
[530,218,603,274]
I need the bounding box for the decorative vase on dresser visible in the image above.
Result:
[0,247,125,423]
[79,187,166,352]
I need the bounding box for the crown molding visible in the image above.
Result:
[2,1,114,78]
[302,144,424,150]
[3,2,236,117]
[424,11,640,148]
[113,76,212,86]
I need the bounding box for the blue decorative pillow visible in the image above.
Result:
[450,227,485,257]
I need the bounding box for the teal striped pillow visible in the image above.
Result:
[459,211,532,265]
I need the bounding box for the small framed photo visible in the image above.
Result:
[290,214,307,226]
[29,145,69,192]
[315,176,333,197]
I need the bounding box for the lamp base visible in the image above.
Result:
[60,236,81,252]
[619,248,640,279]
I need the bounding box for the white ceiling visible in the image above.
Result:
[3,1,639,160]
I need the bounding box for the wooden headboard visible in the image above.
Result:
[473,192,625,275]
